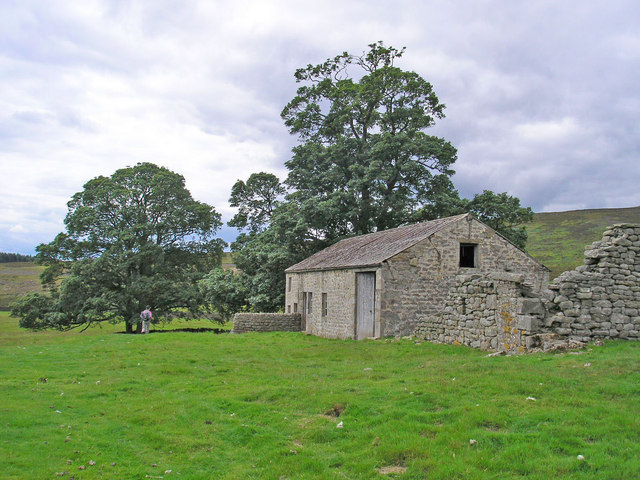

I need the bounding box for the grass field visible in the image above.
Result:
[0,262,45,310]
[2,311,639,479]
[526,206,640,279]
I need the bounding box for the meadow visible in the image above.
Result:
[1,311,639,479]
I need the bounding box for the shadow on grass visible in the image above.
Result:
[116,327,230,334]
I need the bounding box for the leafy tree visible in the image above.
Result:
[199,268,250,320]
[227,42,535,311]
[228,172,285,233]
[465,190,534,249]
[12,163,224,332]
[281,41,457,237]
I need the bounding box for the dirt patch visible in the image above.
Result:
[377,465,407,475]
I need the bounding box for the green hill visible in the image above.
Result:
[526,206,640,279]
[0,262,45,310]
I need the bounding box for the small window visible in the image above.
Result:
[460,243,477,268]
[307,292,313,314]
[322,293,328,317]
[288,277,292,292]
[293,303,298,313]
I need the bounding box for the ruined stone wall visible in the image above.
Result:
[232,313,302,333]
[544,224,640,341]
[415,224,640,353]
[414,273,547,354]
[403,216,549,340]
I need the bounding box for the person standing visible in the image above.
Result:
[140,307,152,334]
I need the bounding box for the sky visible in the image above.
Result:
[2,0,639,254]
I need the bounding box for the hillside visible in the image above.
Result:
[526,206,640,279]
[0,262,45,310]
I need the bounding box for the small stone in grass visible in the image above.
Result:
[336,421,343,429]
[78,466,86,470]
[469,439,477,445]
[577,454,585,461]
[526,397,537,401]
[89,460,96,466]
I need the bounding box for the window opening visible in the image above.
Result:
[322,293,328,317]
[307,292,313,314]
[459,243,477,268]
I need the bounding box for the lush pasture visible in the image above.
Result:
[1,312,639,479]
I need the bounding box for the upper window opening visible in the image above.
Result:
[459,243,477,268]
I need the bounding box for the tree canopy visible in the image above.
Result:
[12,163,224,332]
[226,43,535,312]
[281,41,457,237]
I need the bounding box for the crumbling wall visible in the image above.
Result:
[544,224,640,341]
[232,313,302,333]
[415,273,547,354]
[415,224,640,353]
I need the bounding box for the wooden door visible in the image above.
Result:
[356,272,376,339]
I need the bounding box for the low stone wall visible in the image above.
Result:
[232,313,302,333]
[415,223,640,353]
[545,224,640,341]
[416,273,547,354]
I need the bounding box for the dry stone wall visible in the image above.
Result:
[544,224,640,341]
[415,273,547,354]
[232,313,302,333]
[416,224,640,352]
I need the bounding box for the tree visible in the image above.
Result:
[281,41,457,238]
[199,268,250,320]
[227,43,535,311]
[12,163,224,332]
[228,172,285,233]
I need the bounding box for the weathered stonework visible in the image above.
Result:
[286,215,549,340]
[415,273,548,354]
[386,218,548,339]
[416,223,640,353]
[544,224,640,342]
[232,313,301,333]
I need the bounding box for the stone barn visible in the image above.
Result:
[284,214,549,340]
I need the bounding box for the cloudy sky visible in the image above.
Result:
[2,0,639,254]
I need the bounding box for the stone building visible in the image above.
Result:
[284,214,549,340]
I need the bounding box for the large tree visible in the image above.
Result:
[227,43,535,311]
[281,41,457,238]
[12,163,224,332]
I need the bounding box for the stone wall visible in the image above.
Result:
[399,216,549,339]
[285,268,383,339]
[232,313,302,333]
[415,223,640,353]
[544,224,640,341]
[414,272,547,354]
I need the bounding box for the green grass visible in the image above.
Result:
[526,206,640,278]
[2,311,639,479]
[0,262,45,310]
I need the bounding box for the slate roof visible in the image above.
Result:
[285,214,469,273]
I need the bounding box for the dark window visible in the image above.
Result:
[460,243,477,268]
[288,277,292,292]
[322,293,328,317]
[293,303,298,313]
[307,292,313,314]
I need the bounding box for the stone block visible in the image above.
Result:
[519,298,546,315]
[516,315,539,332]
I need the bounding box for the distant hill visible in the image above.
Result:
[0,262,45,311]
[526,206,640,279]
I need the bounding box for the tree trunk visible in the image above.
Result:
[125,322,133,334]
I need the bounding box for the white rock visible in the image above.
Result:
[336,421,343,429]
[577,454,585,461]
[526,397,537,401]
